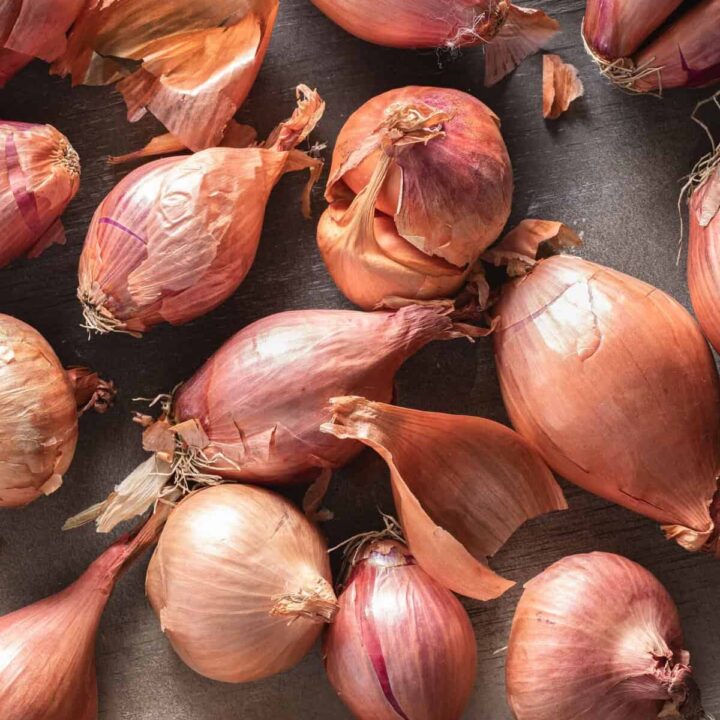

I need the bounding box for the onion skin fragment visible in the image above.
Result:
[0,121,80,269]
[324,539,476,720]
[321,396,566,600]
[507,552,707,720]
[492,251,720,552]
[688,164,720,354]
[542,54,584,119]
[146,484,337,683]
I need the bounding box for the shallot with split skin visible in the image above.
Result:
[507,552,709,719]
[146,484,338,683]
[318,86,512,310]
[0,314,114,508]
[486,220,720,554]
[78,85,324,337]
[311,0,559,86]
[0,121,80,269]
[66,303,485,532]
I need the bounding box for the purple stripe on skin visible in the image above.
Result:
[99,217,147,245]
[679,48,720,88]
[355,565,411,720]
[5,133,42,233]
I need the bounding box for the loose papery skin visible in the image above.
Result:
[542,54,584,119]
[318,86,512,309]
[506,552,707,720]
[0,121,80,268]
[320,396,566,601]
[0,313,114,508]
[146,484,338,683]
[69,303,480,532]
[324,539,476,720]
[52,0,279,150]
[78,86,324,336]
[0,509,168,720]
[490,224,720,553]
[311,0,559,86]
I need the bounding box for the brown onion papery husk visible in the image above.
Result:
[632,0,720,93]
[0,121,80,268]
[582,0,682,61]
[488,221,720,553]
[318,86,512,309]
[311,0,558,86]
[68,303,484,532]
[506,552,707,720]
[0,508,168,720]
[688,158,720,353]
[321,397,566,600]
[0,314,114,508]
[146,484,337,683]
[324,539,476,720]
[77,86,323,336]
[52,0,278,151]
[542,54,584,119]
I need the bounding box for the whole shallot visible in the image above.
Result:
[0,121,80,269]
[67,303,482,532]
[146,484,338,683]
[487,220,720,554]
[318,86,512,310]
[324,537,476,720]
[0,314,114,508]
[311,0,559,86]
[78,86,323,336]
[507,552,709,719]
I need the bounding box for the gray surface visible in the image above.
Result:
[2,1,720,718]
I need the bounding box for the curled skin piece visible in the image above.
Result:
[0,121,80,269]
[320,396,566,601]
[52,0,279,150]
[542,54,584,119]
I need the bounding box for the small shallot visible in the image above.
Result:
[311,0,559,86]
[487,220,720,553]
[321,396,566,600]
[146,484,338,683]
[0,314,114,508]
[78,86,323,336]
[318,86,512,309]
[507,552,708,719]
[67,303,481,532]
[324,537,476,720]
[0,121,80,269]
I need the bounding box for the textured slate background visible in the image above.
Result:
[2,0,720,718]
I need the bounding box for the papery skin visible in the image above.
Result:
[53,0,279,150]
[688,165,720,354]
[492,254,720,551]
[582,0,683,60]
[321,397,566,600]
[324,540,476,720]
[0,512,166,720]
[310,0,559,86]
[542,54,584,119]
[319,86,512,309]
[633,0,720,92]
[506,552,701,720]
[0,121,80,268]
[146,484,337,683]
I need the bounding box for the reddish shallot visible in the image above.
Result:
[78,86,324,336]
[66,303,485,532]
[320,396,566,600]
[311,0,559,86]
[487,220,720,553]
[0,314,114,509]
[507,552,709,719]
[0,121,80,269]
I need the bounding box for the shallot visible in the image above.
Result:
[507,552,708,719]
[318,86,512,310]
[0,121,80,269]
[0,314,114,508]
[146,484,337,683]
